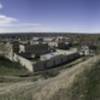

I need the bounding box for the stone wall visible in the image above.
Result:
[13,53,33,72]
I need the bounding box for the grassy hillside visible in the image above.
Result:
[49,57,100,100]
[0,56,100,100]
[32,56,100,100]
[0,57,28,76]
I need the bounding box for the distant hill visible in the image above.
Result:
[0,32,100,40]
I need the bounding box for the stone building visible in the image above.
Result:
[57,42,72,49]
[1,40,80,73]
[33,51,80,72]
[19,42,50,57]
[80,45,95,56]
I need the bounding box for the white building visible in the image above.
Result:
[80,45,95,56]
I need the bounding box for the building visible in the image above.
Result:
[80,45,95,56]
[33,50,80,72]
[4,46,80,72]
[0,39,81,73]
[57,42,72,49]
[12,41,19,53]
[19,42,50,57]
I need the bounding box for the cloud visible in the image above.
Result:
[0,23,51,33]
[0,3,3,9]
[0,15,17,25]
[1,23,41,27]
[0,15,53,33]
[0,2,49,33]
[0,15,46,33]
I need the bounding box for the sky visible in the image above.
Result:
[0,0,100,33]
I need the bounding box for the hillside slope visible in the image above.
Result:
[32,55,100,100]
[0,57,28,76]
[0,55,100,100]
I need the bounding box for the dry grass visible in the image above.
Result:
[0,55,100,100]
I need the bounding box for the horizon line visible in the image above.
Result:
[0,32,100,35]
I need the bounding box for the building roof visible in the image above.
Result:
[40,52,62,61]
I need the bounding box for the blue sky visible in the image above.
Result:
[0,0,100,33]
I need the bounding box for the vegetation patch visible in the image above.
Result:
[50,59,100,100]
[0,57,28,76]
